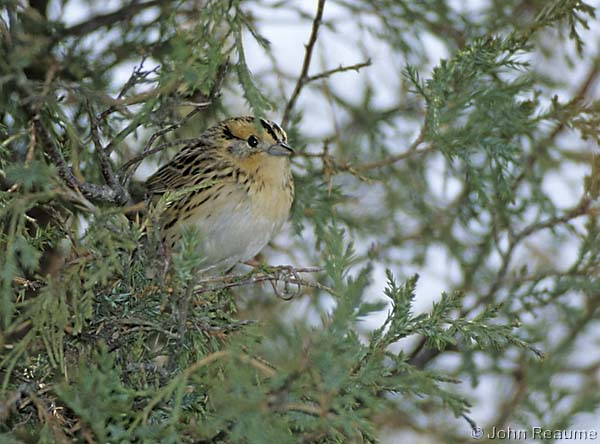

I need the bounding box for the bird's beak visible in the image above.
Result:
[267,141,295,157]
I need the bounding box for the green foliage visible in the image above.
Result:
[1,0,599,443]
[54,346,136,443]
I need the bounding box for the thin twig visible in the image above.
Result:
[304,59,371,84]
[28,61,130,205]
[177,280,195,348]
[193,266,330,298]
[116,57,155,100]
[119,138,201,173]
[86,102,129,203]
[8,61,59,190]
[98,58,159,121]
[125,362,170,379]
[12,276,44,291]
[116,318,179,340]
[120,104,210,184]
[512,197,591,244]
[510,58,600,194]
[115,61,224,183]
[183,350,276,378]
[492,359,527,429]
[62,0,166,37]
[56,188,98,213]
[478,197,593,305]
[27,391,71,442]
[281,402,325,416]
[295,130,430,177]
[357,133,429,171]
[34,116,128,204]
[408,197,593,369]
[281,0,327,128]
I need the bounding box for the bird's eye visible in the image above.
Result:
[247,135,259,148]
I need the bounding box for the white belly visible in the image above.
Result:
[181,186,289,273]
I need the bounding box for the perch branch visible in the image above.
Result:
[194,266,330,300]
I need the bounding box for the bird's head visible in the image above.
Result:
[214,116,295,159]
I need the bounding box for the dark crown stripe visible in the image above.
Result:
[271,122,286,141]
[260,119,280,142]
[222,125,236,140]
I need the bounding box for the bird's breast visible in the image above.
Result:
[173,158,293,272]
[246,156,294,222]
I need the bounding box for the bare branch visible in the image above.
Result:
[408,197,593,370]
[62,0,167,37]
[304,59,372,84]
[98,58,159,121]
[511,58,600,194]
[119,138,201,174]
[120,104,210,184]
[295,129,430,180]
[86,102,130,203]
[512,197,592,244]
[110,61,225,183]
[356,130,429,171]
[281,0,327,128]
[194,266,330,299]
[34,116,129,205]
[183,350,277,378]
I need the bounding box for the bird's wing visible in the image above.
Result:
[145,144,224,196]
